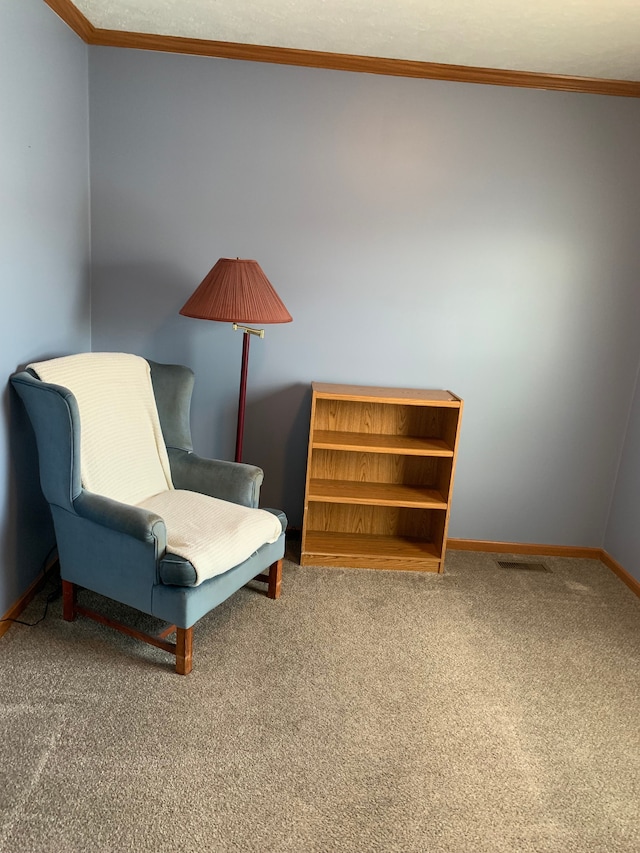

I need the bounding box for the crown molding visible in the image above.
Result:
[44,0,95,41]
[44,0,640,98]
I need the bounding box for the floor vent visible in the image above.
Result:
[496,560,550,573]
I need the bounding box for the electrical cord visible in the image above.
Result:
[1,546,60,627]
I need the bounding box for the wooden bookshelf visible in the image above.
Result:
[301,383,463,572]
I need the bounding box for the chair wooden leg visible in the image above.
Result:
[175,627,193,675]
[62,580,77,622]
[267,559,282,600]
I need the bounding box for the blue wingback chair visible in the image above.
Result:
[10,354,286,674]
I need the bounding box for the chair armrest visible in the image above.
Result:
[73,491,167,549]
[167,449,264,508]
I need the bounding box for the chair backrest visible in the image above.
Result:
[28,353,173,506]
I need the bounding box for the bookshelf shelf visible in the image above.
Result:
[301,383,463,573]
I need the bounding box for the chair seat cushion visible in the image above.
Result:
[138,490,283,586]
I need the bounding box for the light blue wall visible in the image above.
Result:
[89,47,640,544]
[0,0,91,615]
[1,14,639,613]
[605,368,640,582]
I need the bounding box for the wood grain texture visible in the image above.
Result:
[62,579,77,621]
[267,559,283,599]
[447,539,604,558]
[301,531,441,571]
[449,540,640,599]
[83,27,640,98]
[43,0,95,40]
[305,502,438,537]
[308,478,448,508]
[0,570,50,640]
[598,551,640,599]
[311,450,441,486]
[312,430,454,456]
[314,398,458,440]
[76,604,178,655]
[175,627,193,675]
[302,383,462,572]
[313,384,460,405]
[41,3,640,98]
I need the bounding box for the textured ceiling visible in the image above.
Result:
[71,0,640,81]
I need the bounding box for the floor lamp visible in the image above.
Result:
[179,258,292,463]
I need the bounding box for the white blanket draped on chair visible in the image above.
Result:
[30,353,282,585]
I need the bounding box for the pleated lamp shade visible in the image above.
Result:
[179,258,292,324]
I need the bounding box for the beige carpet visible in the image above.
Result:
[1,546,639,852]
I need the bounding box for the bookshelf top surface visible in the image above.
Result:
[312,383,461,405]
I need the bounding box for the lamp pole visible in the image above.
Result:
[233,324,264,463]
